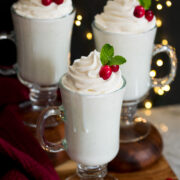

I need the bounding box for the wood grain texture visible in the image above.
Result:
[109,125,163,172]
[55,157,177,180]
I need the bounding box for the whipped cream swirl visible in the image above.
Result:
[62,50,124,95]
[95,0,156,33]
[13,0,73,19]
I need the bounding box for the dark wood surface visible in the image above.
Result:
[109,124,163,172]
[55,156,177,180]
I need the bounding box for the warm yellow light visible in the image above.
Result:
[162,39,168,45]
[150,70,156,78]
[162,85,171,92]
[158,88,164,96]
[144,110,152,116]
[156,59,163,67]
[157,4,163,10]
[166,0,172,7]
[154,87,160,94]
[77,15,83,21]
[75,20,81,26]
[145,101,152,109]
[135,117,147,123]
[86,32,93,40]
[156,19,162,27]
[160,123,168,133]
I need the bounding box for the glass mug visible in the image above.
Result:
[37,75,126,180]
[0,7,75,127]
[92,23,177,142]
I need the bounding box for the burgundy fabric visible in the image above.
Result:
[0,77,59,180]
[0,77,29,106]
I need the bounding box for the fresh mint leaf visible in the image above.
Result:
[138,0,151,10]
[108,56,126,66]
[100,44,127,66]
[100,44,114,65]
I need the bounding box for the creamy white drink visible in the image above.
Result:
[12,0,75,85]
[93,0,156,101]
[60,50,125,166]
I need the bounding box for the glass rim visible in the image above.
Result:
[92,21,157,36]
[59,74,126,97]
[11,6,75,21]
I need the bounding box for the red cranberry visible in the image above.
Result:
[99,65,112,80]
[53,0,64,5]
[166,178,173,180]
[145,10,154,22]
[111,65,119,72]
[134,5,145,18]
[42,0,52,6]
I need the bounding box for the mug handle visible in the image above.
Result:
[151,44,177,88]
[36,105,67,153]
[0,32,17,75]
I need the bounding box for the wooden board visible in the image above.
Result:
[55,156,177,180]
[109,125,163,172]
[27,120,177,180]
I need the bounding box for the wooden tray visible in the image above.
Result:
[28,121,178,180]
[55,156,177,180]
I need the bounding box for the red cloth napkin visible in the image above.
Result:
[0,77,29,106]
[0,77,59,180]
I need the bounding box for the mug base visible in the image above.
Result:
[66,174,117,180]
[120,116,151,143]
[109,123,163,172]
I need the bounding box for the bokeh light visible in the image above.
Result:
[157,88,164,96]
[145,101,152,109]
[156,19,162,28]
[162,39,168,45]
[86,32,93,40]
[162,85,171,92]
[156,59,164,67]
[77,15,83,21]
[166,0,172,7]
[150,70,156,78]
[157,4,163,10]
[75,20,81,26]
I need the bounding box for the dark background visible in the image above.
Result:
[0,0,179,107]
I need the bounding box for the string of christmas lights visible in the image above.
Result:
[144,0,173,110]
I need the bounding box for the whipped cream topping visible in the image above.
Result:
[62,50,124,95]
[13,0,73,19]
[95,0,156,33]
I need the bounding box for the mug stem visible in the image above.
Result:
[77,164,107,179]
[120,102,151,143]
[66,164,117,180]
[121,103,137,126]
[29,86,58,110]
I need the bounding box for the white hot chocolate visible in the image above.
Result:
[12,0,75,85]
[60,50,125,166]
[95,0,156,34]
[93,0,156,101]
[62,50,124,95]
[13,0,73,19]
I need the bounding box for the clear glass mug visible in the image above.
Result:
[92,23,177,142]
[0,7,75,127]
[37,75,126,180]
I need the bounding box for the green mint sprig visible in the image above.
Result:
[138,0,151,10]
[100,44,126,66]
